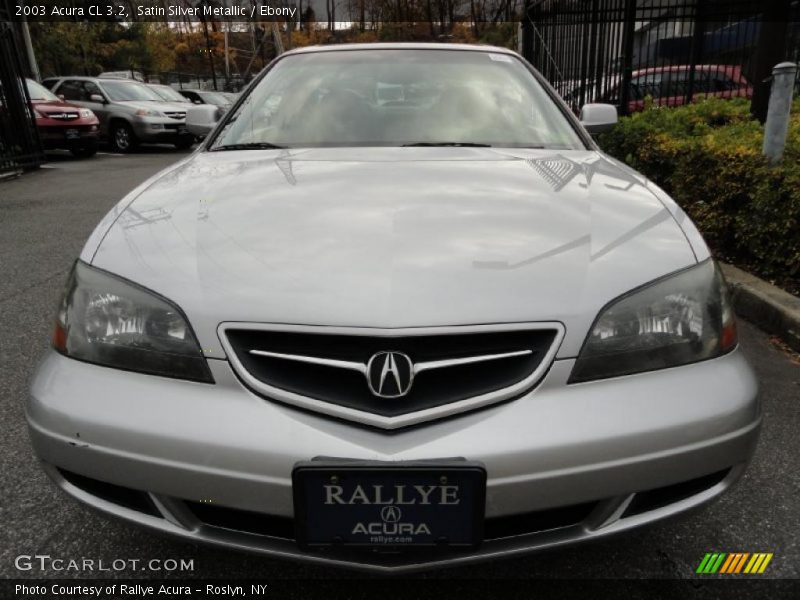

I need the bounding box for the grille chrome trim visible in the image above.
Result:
[46,112,79,120]
[414,349,534,374]
[220,322,565,429]
[249,349,367,374]
[248,348,534,376]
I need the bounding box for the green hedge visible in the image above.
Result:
[597,97,800,280]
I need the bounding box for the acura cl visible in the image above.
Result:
[27,44,760,572]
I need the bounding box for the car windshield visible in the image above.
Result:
[210,49,585,149]
[27,79,59,101]
[100,80,163,102]
[151,85,190,102]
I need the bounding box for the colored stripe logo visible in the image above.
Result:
[696,552,773,574]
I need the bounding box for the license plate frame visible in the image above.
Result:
[292,460,486,550]
[64,129,80,140]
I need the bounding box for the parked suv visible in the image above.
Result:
[26,78,99,157]
[178,89,233,113]
[44,76,194,152]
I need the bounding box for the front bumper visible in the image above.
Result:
[131,119,193,143]
[37,123,99,149]
[27,348,760,572]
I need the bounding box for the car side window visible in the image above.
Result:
[59,80,83,101]
[693,70,715,94]
[663,70,715,95]
[630,73,663,100]
[82,82,103,101]
[712,71,739,91]
[665,70,690,96]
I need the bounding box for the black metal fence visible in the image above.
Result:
[154,71,248,93]
[0,20,44,175]
[521,0,800,115]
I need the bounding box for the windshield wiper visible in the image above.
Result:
[211,142,286,151]
[401,142,492,147]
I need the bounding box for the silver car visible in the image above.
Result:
[146,83,193,105]
[28,44,759,573]
[46,77,195,152]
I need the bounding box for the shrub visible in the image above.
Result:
[597,97,800,280]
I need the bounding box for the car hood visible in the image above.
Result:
[90,147,698,358]
[116,100,187,113]
[31,99,83,111]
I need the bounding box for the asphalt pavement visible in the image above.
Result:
[1,149,798,584]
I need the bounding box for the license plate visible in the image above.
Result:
[177,126,187,134]
[65,129,80,140]
[292,461,486,549]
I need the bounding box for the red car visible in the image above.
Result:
[27,78,100,158]
[624,64,752,113]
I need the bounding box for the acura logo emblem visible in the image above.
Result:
[380,505,402,523]
[366,351,414,398]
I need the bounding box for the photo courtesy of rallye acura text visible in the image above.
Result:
[27,44,760,572]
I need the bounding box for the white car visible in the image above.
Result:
[28,44,759,573]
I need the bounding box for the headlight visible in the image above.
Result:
[79,108,94,119]
[53,261,213,383]
[135,108,162,117]
[569,260,736,383]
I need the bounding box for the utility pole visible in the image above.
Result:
[224,28,230,87]
[190,0,217,89]
[20,14,40,81]
[200,10,217,90]
[285,0,293,50]
[271,21,284,55]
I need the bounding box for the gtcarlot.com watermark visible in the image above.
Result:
[15,554,194,573]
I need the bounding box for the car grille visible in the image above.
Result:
[222,324,560,425]
[182,500,596,541]
[163,111,186,119]
[45,112,79,120]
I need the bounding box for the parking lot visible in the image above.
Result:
[1,149,799,581]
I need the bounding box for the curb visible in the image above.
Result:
[721,263,800,352]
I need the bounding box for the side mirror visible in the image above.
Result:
[186,104,220,137]
[579,103,618,134]
[57,94,65,101]
[89,93,106,104]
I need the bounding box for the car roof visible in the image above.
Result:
[282,42,518,57]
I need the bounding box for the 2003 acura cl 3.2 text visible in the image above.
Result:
[27,44,760,572]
